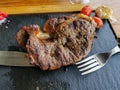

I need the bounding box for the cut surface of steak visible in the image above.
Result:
[16,14,97,70]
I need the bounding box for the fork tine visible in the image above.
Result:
[79,62,99,71]
[75,55,95,65]
[77,59,97,68]
[81,65,102,75]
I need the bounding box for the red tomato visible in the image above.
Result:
[0,15,4,20]
[0,12,8,20]
[93,17,103,28]
[81,5,92,16]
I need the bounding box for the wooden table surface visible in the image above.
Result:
[0,0,120,42]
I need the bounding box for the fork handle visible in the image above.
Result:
[110,46,120,56]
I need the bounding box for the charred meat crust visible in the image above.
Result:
[16,14,97,70]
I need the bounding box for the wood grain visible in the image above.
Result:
[0,0,84,14]
[0,0,120,40]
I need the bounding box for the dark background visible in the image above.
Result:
[0,13,120,90]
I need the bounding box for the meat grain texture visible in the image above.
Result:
[16,14,97,70]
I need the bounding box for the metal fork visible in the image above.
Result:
[75,46,120,75]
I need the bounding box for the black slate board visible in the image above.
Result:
[0,13,120,90]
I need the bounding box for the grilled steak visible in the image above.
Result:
[16,14,97,70]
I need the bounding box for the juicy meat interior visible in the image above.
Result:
[16,14,97,70]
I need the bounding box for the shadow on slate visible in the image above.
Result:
[0,13,120,90]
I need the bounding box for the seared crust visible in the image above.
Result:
[16,25,41,50]
[16,28,29,50]
[16,14,97,70]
